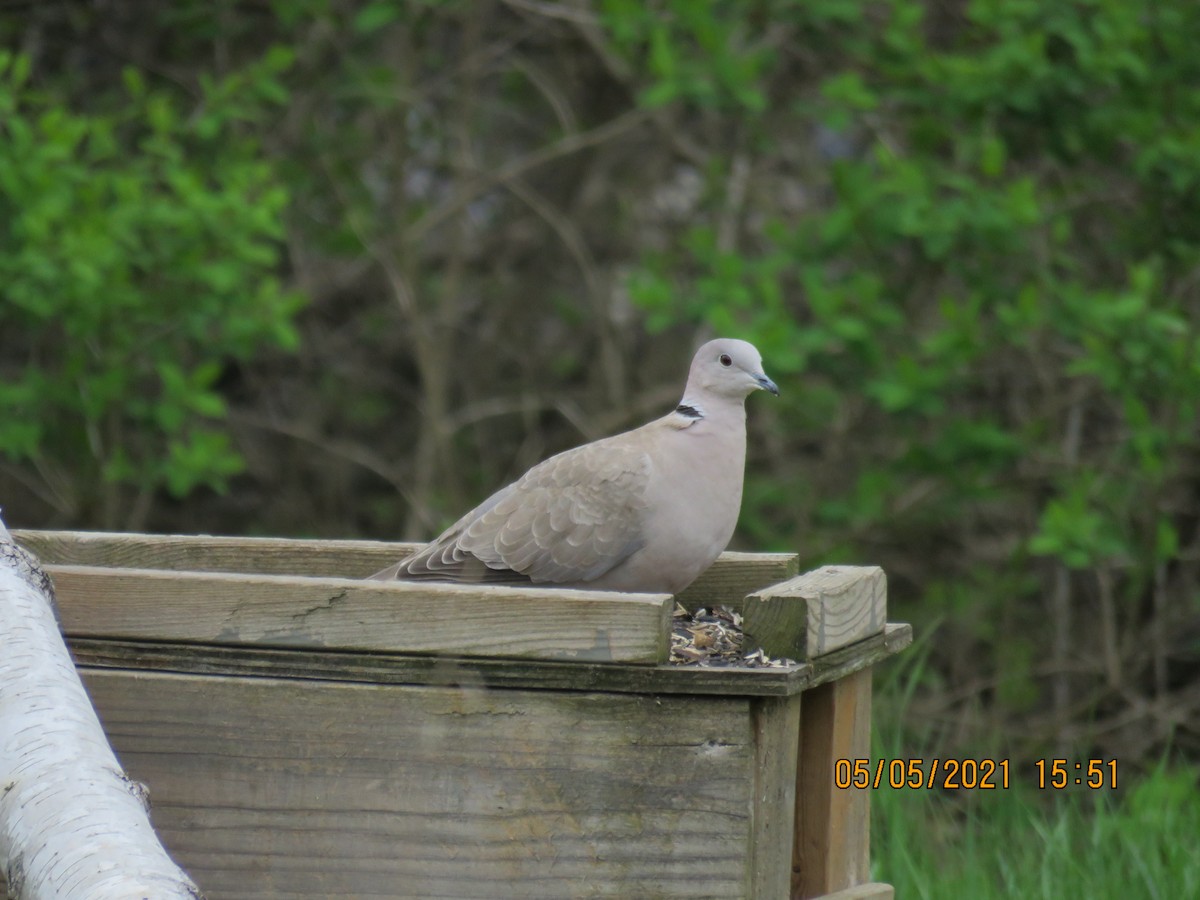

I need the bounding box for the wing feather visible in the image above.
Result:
[379,435,651,585]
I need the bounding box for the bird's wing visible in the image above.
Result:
[375,435,652,585]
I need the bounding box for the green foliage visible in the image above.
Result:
[0,48,302,524]
[3,0,1196,784]
[601,0,774,111]
[618,0,1200,756]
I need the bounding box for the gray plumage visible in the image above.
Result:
[369,338,778,594]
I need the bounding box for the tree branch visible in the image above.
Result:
[0,517,202,899]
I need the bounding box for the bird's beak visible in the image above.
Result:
[755,373,780,396]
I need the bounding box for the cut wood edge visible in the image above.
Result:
[804,622,911,691]
[741,566,886,661]
[812,883,895,900]
[16,530,414,577]
[66,623,915,699]
[14,529,798,603]
[47,564,673,665]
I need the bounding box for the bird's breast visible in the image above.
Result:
[637,424,747,586]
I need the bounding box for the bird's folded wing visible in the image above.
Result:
[380,439,651,584]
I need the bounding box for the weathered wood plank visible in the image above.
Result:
[793,667,873,899]
[679,550,800,606]
[750,696,803,897]
[49,565,672,664]
[81,668,775,899]
[742,566,886,661]
[67,623,913,698]
[805,623,911,689]
[815,884,894,900]
[17,529,403,577]
[15,529,797,602]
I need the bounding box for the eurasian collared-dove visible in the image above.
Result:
[369,338,778,594]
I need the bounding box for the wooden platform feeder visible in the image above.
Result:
[11,530,910,900]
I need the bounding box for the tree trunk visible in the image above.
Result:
[0,517,202,899]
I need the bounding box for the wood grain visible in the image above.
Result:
[5,531,914,896]
[742,566,886,661]
[82,668,785,899]
[15,529,797,602]
[813,884,894,900]
[67,623,914,699]
[750,696,803,898]
[16,530,407,577]
[678,550,800,606]
[49,565,672,664]
[793,667,873,899]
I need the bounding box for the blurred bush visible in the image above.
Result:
[617,0,1200,762]
[0,44,301,528]
[1,0,1197,764]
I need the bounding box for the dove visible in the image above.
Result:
[369,338,778,595]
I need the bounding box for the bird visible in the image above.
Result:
[368,338,778,595]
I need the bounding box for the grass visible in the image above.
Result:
[873,761,1200,898]
[870,636,1200,897]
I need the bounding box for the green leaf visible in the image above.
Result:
[353,2,401,34]
[980,134,1006,177]
[122,67,146,98]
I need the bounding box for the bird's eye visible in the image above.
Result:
[719,354,732,367]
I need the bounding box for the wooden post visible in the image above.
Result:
[750,696,803,897]
[740,566,886,662]
[793,666,873,899]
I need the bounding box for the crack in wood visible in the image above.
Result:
[289,590,348,621]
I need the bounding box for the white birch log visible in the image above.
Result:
[0,516,202,899]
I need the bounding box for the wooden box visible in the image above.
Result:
[12,530,909,900]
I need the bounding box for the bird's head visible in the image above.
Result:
[686,338,779,401]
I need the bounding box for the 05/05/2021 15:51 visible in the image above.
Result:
[833,758,1120,791]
